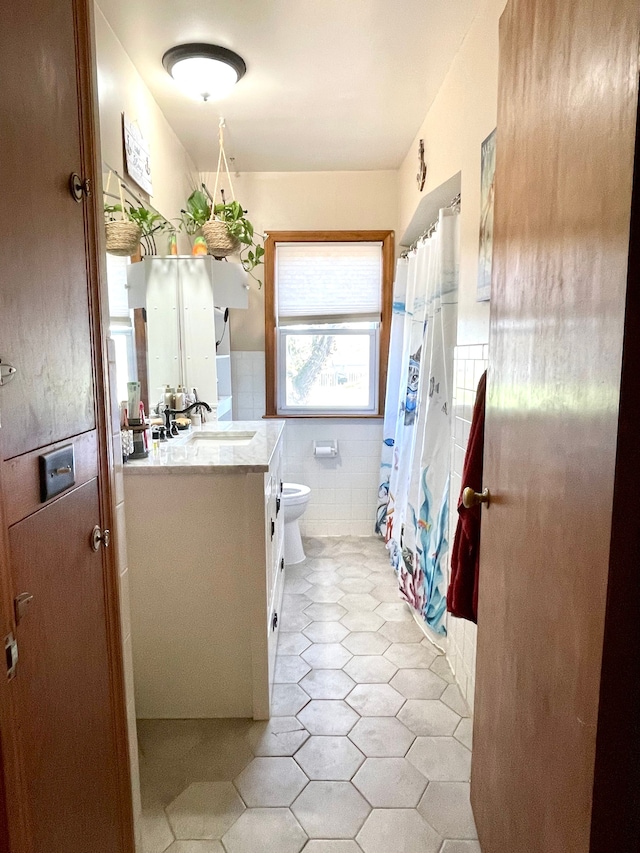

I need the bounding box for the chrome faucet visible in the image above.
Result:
[163,401,212,435]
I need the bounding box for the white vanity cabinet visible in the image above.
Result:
[124,421,285,720]
[265,437,285,688]
[126,256,249,414]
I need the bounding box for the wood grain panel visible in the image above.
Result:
[74,0,135,847]
[0,0,134,849]
[10,480,121,853]
[472,1,640,851]
[378,231,395,414]
[0,742,10,853]
[3,430,98,527]
[264,234,277,417]
[133,307,149,416]
[0,0,96,460]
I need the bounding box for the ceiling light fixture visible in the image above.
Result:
[162,43,246,102]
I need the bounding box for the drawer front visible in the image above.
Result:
[268,538,286,694]
[264,472,275,607]
[272,441,284,558]
[265,437,284,608]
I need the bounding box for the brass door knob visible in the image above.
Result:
[462,487,490,509]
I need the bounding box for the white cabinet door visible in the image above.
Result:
[179,260,218,406]
[208,258,250,309]
[145,259,180,407]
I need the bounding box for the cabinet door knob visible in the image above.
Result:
[90,525,111,551]
[69,172,91,202]
[270,520,275,540]
[271,612,278,632]
[280,557,285,572]
[276,496,281,516]
[462,487,490,509]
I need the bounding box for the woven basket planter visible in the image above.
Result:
[202,220,241,257]
[105,221,142,257]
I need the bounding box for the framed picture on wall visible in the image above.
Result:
[477,127,496,302]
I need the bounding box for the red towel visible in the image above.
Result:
[447,370,487,623]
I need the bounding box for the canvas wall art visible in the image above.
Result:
[477,127,496,302]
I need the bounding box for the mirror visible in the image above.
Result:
[105,253,246,422]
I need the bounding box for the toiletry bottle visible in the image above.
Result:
[174,385,185,411]
[165,386,175,409]
[120,402,129,464]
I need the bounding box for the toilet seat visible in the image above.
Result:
[281,482,311,564]
[282,483,311,506]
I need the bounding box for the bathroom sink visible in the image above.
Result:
[188,430,256,447]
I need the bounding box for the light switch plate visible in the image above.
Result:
[39,445,75,502]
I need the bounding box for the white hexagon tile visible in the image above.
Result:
[137,536,476,853]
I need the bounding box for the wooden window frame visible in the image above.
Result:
[264,230,395,418]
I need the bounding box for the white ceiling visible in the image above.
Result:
[97,0,480,172]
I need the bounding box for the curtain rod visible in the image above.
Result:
[400,193,461,259]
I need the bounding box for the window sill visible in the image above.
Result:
[262,413,384,420]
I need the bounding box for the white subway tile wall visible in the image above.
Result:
[445,343,488,714]
[231,351,383,536]
[231,351,267,420]
[283,420,383,536]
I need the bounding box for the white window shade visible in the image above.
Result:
[276,242,382,324]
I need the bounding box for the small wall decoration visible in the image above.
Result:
[477,127,496,302]
[416,139,427,192]
[122,114,153,195]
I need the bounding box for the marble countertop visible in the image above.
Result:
[123,420,285,475]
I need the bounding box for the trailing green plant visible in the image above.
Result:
[178,189,211,234]
[105,202,173,255]
[179,188,265,286]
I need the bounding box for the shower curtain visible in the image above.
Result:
[376,208,459,636]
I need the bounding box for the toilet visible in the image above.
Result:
[281,482,311,564]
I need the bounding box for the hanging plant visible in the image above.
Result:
[179,189,211,235]
[177,120,264,284]
[105,202,172,256]
[179,187,265,285]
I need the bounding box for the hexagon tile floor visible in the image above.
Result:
[137,536,479,853]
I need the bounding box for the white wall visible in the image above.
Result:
[212,168,398,535]
[200,169,399,351]
[394,0,507,705]
[95,5,198,249]
[95,7,201,848]
[398,0,506,347]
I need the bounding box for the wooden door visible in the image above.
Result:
[472,2,640,852]
[0,1,133,851]
[9,483,121,851]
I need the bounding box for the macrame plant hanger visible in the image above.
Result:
[104,169,142,257]
[202,119,240,257]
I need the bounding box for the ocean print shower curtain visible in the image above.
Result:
[376,208,459,635]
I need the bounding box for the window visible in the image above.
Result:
[265,231,394,417]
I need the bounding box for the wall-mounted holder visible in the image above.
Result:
[39,445,75,502]
[314,440,338,458]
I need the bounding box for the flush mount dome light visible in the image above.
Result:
[162,43,246,102]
